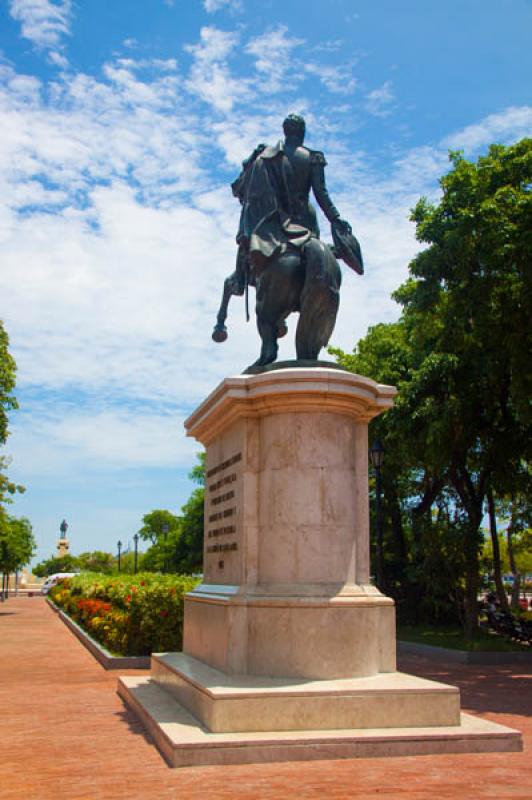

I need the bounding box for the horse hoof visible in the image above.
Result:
[212,326,228,343]
[277,322,288,338]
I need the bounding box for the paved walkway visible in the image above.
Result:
[1,597,530,800]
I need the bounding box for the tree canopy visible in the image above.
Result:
[0,515,36,576]
[32,553,80,578]
[0,320,17,446]
[138,509,180,545]
[331,138,532,634]
[0,321,24,508]
[140,453,205,575]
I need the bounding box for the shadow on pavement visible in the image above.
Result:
[399,655,532,716]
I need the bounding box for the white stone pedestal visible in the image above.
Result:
[119,367,521,766]
[184,368,397,681]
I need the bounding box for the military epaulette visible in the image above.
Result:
[310,150,327,166]
[242,143,267,170]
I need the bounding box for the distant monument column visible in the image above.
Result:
[56,519,70,558]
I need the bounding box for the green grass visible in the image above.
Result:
[397,623,529,652]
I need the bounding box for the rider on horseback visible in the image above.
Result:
[232,114,350,278]
[213,115,363,363]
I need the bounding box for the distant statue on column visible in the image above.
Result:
[57,519,70,557]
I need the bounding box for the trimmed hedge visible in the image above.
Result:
[49,572,200,656]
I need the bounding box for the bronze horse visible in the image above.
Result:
[213,238,342,368]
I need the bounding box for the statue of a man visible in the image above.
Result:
[232,113,354,283]
[213,115,363,367]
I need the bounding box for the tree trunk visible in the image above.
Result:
[487,488,510,613]
[463,527,480,640]
[450,465,485,640]
[389,483,407,562]
[507,518,521,611]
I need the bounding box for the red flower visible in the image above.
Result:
[140,581,145,586]
[160,610,169,618]
[125,595,132,603]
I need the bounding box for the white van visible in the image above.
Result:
[41,573,77,595]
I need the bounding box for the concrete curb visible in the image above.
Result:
[397,639,532,664]
[47,599,151,670]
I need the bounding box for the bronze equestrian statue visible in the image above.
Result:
[212,114,363,370]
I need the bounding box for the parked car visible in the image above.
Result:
[40,573,77,595]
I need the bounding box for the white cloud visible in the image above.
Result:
[304,62,357,95]
[9,0,72,63]
[204,0,241,12]
[365,80,395,117]
[11,406,197,475]
[47,49,68,68]
[0,60,206,213]
[245,26,304,93]
[312,40,343,53]
[1,26,530,482]
[184,26,246,112]
[443,106,532,153]
[183,24,354,116]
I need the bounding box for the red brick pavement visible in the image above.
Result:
[1,597,530,800]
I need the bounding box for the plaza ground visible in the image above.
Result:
[1,597,530,800]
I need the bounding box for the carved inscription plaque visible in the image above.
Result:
[205,452,241,565]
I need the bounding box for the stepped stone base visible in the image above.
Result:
[149,652,460,733]
[117,675,522,768]
[118,369,522,767]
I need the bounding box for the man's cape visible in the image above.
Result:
[234,144,311,262]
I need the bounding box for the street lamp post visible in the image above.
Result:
[369,439,385,592]
[133,533,139,574]
[117,540,122,573]
[162,523,169,573]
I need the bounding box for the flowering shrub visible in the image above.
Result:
[49,572,200,656]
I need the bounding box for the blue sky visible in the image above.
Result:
[0,0,530,564]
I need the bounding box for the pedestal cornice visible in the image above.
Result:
[185,368,396,446]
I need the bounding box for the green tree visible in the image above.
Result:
[137,509,181,573]
[172,453,205,574]
[0,321,24,509]
[493,489,532,607]
[332,139,532,636]
[0,515,36,598]
[76,550,116,574]
[173,491,203,574]
[141,454,205,575]
[138,509,180,545]
[332,324,460,623]
[0,321,17,446]
[32,554,79,578]
[483,528,532,576]
[399,140,531,634]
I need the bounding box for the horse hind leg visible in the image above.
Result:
[251,251,301,367]
[296,240,341,360]
[253,317,279,366]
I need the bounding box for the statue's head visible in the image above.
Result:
[283,113,306,143]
